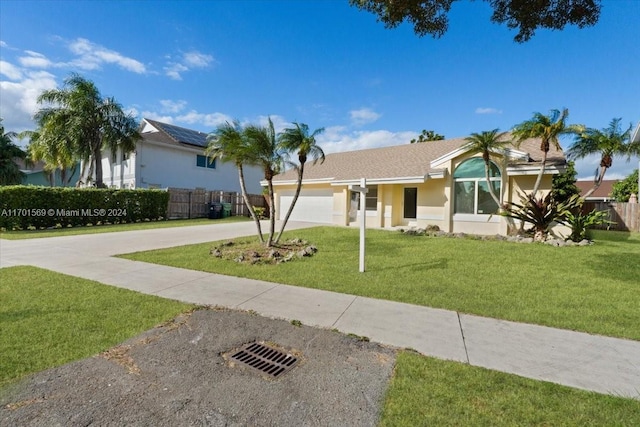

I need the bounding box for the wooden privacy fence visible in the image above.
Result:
[166,188,266,219]
[583,201,639,232]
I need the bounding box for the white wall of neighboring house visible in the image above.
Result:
[91,140,264,194]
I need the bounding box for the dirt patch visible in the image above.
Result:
[0,308,396,426]
[210,238,317,265]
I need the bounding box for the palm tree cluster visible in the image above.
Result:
[206,118,324,247]
[463,109,639,240]
[25,73,141,188]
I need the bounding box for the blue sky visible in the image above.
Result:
[1,0,638,180]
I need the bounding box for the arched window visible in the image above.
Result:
[453,158,501,215]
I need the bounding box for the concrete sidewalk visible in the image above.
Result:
[1,221,639,399]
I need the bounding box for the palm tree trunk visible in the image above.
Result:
[531,151,547,195]
[94,145,105,188]
[238,165,264,243]
[266,178,276,247]
[582,166,608,199]
[274,163,304,244]
[484,163,501,208]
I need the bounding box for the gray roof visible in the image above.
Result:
[273,134,565,183]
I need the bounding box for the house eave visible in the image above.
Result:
[506,165,564,176]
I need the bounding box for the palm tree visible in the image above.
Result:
[206,120,265,243]
[567,118,634,199]
[35,73,140,188]
[462,129,509,208]
[243,117,284,247]
[0,119,26,185]
[512,108,581,195]
[21,124,78,186]
[275,122,325,243]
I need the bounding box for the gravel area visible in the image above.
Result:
[1,308,396,426]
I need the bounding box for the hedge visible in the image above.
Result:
[0,186,170,230]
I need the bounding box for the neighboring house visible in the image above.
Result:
[575,180,617,202]
[271,135,566,235]
[16,159,80,187]
[82,118,264,193]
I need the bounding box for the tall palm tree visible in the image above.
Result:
[243,117,284,247]
[0,119,26,185]
[567,118,634,199]
[35,73,140,188]
[206,120,264,243]
[275,122,325,243]
[512,108,580,195]
[462,129,509,208]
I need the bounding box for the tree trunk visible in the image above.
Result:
[94,145,105,188]
[531,150,548,196]
[265,177,276,247]
[238,165,264,243]
[484,162,501,208]
[274,163,304,244]
[582,166,608,199]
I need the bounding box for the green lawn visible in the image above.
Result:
[381,351,640,426]
[121,226,640,340]
[2,265,638,424]
[0,216,249,240]
[0,266,193,387]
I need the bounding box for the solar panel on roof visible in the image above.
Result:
[156,122,209,147]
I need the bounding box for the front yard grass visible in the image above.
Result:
[120,227,640,341]
[2,266,637,424]
[0,216,249,240]
[0,266,193,388]
[381,351,640,426]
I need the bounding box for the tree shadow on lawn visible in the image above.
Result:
[587,252,640,283]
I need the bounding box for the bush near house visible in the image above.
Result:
[0,186,169,230]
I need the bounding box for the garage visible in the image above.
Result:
[278,188,334,223]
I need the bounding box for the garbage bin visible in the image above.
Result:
[208,202,223,219]
[221,203,232,218]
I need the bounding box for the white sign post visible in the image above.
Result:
[351,178,368,272]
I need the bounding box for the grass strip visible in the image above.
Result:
[0,216,249,240]
[380,351,640,426]
[0,266,193,387]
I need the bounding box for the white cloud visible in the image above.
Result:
[159,99,187,114]
[139,111,174,124]
[475,107,503,115]
[68,38,146,73]
[183,51,214,68]
[317,126,417,154]
[164,50,214,80]
[574,154,640,181]
[18,50,53,69]
[0,60,23,80]
[349,107,381,126]
[0,41,8,48]
[176,111,233,128]
[164,63,188,80]
[0,68,58,133]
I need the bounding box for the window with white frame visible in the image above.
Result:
[453,158,501,215]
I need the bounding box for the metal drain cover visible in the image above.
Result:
[229,342,299,378]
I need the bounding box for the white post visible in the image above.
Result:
[359,178,366,273]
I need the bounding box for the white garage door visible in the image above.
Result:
[279,189,333,223]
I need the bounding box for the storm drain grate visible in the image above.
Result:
[229,342,299,378]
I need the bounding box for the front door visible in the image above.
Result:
[404,187,417,219]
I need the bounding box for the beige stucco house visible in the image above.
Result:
[270,135,566,235]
